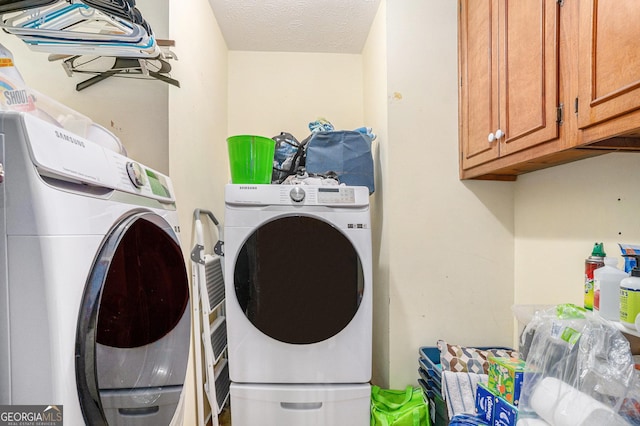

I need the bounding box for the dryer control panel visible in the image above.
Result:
[316,187,356,204]
[225,184,368,207]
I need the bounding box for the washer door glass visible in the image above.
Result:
[234,215,364,344]
[76,212,190,426]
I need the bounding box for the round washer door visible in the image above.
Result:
[234,215,364,344]
[76,211,190,426]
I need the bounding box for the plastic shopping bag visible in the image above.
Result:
[371,385,431,426]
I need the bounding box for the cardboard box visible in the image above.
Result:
[493,395,518,426]
[487,357,526,406]
[475,382,495,424]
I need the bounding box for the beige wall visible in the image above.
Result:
[383,1,515,388]
[228,51,364,140]
[169,0,230,424]
[514,153,640,307]
[363,0,390,387]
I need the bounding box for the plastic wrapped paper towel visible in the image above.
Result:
[530,377,628,426]
[519,304,637,425]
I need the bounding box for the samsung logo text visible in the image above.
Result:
[55,130,85,148]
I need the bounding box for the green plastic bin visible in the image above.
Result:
[227,135,275,184]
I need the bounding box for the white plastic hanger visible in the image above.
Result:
[0,0,160,58]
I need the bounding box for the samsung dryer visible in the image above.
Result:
[0,111,191,426]
[224,184,372,426]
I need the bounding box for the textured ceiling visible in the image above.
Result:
[208,0,382,53]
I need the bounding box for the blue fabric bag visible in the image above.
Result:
[305,130,375,194]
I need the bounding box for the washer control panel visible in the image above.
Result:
[22,112,174,203]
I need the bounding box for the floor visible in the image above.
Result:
[218,406,231,426]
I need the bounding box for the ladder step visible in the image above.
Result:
[210,316,228,362]
[204,255,224,311]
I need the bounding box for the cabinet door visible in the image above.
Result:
[459,0,560,171]
[578,1,640,130]
[459,0,500,170]
[499,0,560,156]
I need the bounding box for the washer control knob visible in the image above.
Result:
[126,161,145,188]
[290,186,306,202]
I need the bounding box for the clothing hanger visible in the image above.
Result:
[79,0,140,25]
[0,0,177,88]
[59,54,179,91]
[1,2,161,58]
[2,3,147,44]
[20,36,160,58]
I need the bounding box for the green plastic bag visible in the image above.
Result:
[371,385,431,426]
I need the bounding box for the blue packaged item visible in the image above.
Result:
[305,130,375,194]
[449,413,490,425]
[475,383,495,424]
[493,396,518,426]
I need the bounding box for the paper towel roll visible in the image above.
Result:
[580,408,630,426]
[529,377,617,426]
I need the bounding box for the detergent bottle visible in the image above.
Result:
[593,257,628,320]
[0,42,35,112]
[620,255,640,330]
[0,43,26,85]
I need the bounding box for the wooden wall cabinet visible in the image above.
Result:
[577,1,640,144]
[458,0,640,181]
[459,0,561,176]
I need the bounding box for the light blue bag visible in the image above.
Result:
[305,130,375,194]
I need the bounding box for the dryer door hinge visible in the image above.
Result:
[556,103,564,125]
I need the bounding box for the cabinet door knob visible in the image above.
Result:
[495,129,504,139]
[488,132,496,142]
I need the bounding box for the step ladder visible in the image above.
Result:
[190,209,230,426]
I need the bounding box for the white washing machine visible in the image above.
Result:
[224,184,372,426]
[0,111,191,425]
